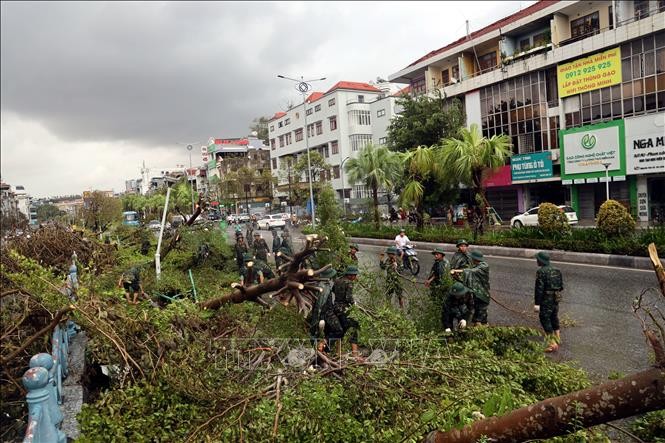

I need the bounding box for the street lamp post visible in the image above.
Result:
[602,162,611,201]
[287,158,293,217]
[277,74,326,229]
[340,156,351,217]
[187,145,195,214]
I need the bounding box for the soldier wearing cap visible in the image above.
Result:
[380,246,404,309]
[239,253,263,285]
[309,267,337,351]
[280,230,293,256]
[443,282,474,333]
[349,243,360,262]
[234,235,249,270]
[453,250,490,326]
[450,239,472,270]
[534,251,564,352]
[425,246,450,293]
[324,265,362,358]
[252,232,269,262]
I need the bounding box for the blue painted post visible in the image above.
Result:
[58,327,69,378]
[22,367,66,443]
[50,329,63,405]
[28,354,63,426]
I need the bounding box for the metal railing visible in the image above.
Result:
[22,323,76,443]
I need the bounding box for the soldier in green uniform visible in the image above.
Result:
[453,251,490,326]
[534,251,564,353]
[239,253,263,286]
[234,235,249,270]
[349,243,359,263]
[117,266,145,305]
[252,232,270,262]
[271,228,282,267]
[442,282,474,333]
[280,230,293,256]
[309,268,337,352]
[450,239,472,270]
[425,247,450,297]
[322,265,361,358]
[253,258,275,280]
[379,246,404,309]
[245,223,254,249]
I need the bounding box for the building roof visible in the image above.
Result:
[325,81,381,94]
[270,112,287,121]
[394,85,411,97]
[306,92,324,103]
[405,0,557,69]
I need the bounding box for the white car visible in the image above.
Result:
[258,214,286,230]
[510,205,578,228]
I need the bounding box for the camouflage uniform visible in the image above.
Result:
[442,285,474,330]
[462,260,490,324]
[252,237,269,262]
[380,257,403,303]
[428,258,450,301]
[309,279,334,344]
[271,231,282,267]
[280,234,293,257]
[535,264,564,334]
[234,241,248,270]
[240,264,262,286]
[253,259,275,280]
[322,277,359,346]
[450,251,472,270]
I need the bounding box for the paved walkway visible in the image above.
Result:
[61,331,87,440]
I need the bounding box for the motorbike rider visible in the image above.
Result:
[394,228,410,266]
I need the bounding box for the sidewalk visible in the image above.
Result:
[349,237,653,270]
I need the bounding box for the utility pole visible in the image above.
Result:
[287,158,293,217]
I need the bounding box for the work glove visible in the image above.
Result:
[444,328,452,333]
[533,305,540,313]
[458,319,467,329]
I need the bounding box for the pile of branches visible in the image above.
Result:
[2,223,117,274]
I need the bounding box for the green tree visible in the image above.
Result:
[387,92,464,152]
[36,204,64,222]
[249,116,270,144]
[399,146,444,229]
[439,123,512,206]
[311,184,348,271]
[344,144,402,229]
[82,192,123,232]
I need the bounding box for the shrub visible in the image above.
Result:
[537,202,571,237]
[597,199,636,237]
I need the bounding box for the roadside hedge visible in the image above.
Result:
[339,223,665,257]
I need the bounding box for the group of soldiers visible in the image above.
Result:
[233,225,295,285]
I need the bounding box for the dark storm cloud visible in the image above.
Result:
[1,1,334,145]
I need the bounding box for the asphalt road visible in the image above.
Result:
[228,224,659,382]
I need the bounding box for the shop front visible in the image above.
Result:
[560,119,628,222]
[483,165,519,222]
[510,151,567,212]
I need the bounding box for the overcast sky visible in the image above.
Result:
[1,1,536,198]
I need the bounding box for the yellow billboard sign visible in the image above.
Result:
[557,47,622,98]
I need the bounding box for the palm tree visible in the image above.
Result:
[399,145,443,229]
[439,123,512,205]
[345,144,402,229]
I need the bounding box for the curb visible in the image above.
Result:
[349,237,653,270]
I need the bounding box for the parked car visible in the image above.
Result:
[237,214,251,223]
[146,220,170,231]
[258,214,286,230]
[510,205,578,228]
[226,214,238,223]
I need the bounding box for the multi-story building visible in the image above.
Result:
[267,81,400,211]
[0,181,19,219]
[205,136,272,213]
[389,0,665,224]
[14,185,31,219]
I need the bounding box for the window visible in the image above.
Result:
[351,110,371,125]
[331,140,339,154]
[306,108,313,116]
[295,128,303,142]
[532,31,549,47]
[350,134,372,152]
[285,133,292,145]
[315,104,321,112]
[278,121,283,128]
[442,69,450,85]
[411,77,426,95]
[478,51,497,72]
[357,95,365,103]
[307,123,315,137]
[354,185,369,199]
[519,38,531,51]
[570,11,599,39]
[270,138,276,150]
[635,0,650,19]
[333,165,340,179]
[272,158,277,169]
[329,116,337,130]
[278,135,285,148]
[451,65,459,81]
[315,121,323,135]
[609,5,614,29]
[378,137,387,145]
[270,125,274,132]
[328,98,335,107]
[285,118,290,125]
[322,146,329,158]
[377,109,386,118]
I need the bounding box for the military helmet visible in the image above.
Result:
[431,247,446,256]
[319,268,337,279]
[456,239,469,247]
[535,251,550,265]
[386,246,398,255]
[344,265,359,276]
[450,282,468,296]
[350,243,360,251]
[470,251,484,261]
[243,253,254,262]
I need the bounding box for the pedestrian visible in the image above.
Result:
[453,251,490,326]
[450,239,472,270]
[389,207,398,224]
[322,265,362,359]
[534,251,564,353]
[234,235,249,270]
[379,246,404,309]
[442,282,474,333]
[349,243,359,263]
[252,232,269,262]
[447,205,453,226]
[117,266,145,305]
[239,253,263,285]
[309,267,337,352]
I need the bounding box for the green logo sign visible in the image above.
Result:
[581,134,596,150]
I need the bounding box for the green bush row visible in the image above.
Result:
[341,223,665,257]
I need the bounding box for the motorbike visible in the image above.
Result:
[399,244,420,276]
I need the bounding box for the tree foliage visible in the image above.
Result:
[400,146,444,229]
[82,191,122,232]
[249,116,270,144]
[36,203,65,222]
[538,202,571,238]
[387,92,464,152]
[597,199,636,237]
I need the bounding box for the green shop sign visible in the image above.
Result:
[559,119,626,181]
[510,152,554,182]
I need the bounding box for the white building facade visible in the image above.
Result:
[268,81,399,209]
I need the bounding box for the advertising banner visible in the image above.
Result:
[625,113,665,175]
[560,120,625,180]
[510,152,554,182]
[557,47,621,98]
